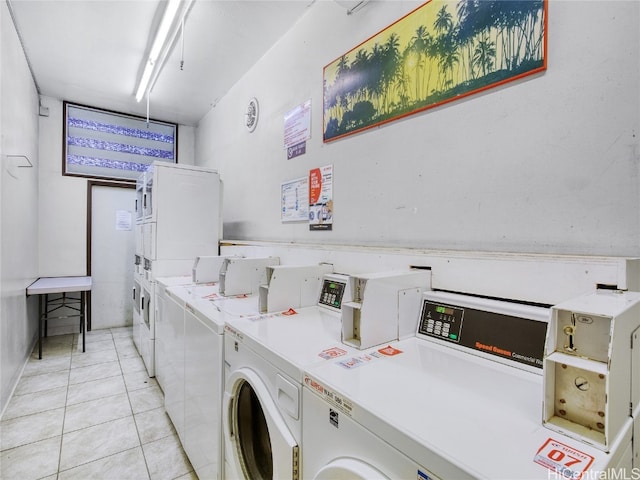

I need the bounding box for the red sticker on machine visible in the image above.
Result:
[282,308,298,316]
[533,438,595,479]
[378,345,403,356]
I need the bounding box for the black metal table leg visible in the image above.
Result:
[44,293,49,337]
[81,291,86,352]
[38,294,43,359]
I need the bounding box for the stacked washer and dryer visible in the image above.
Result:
[133,161,222,377]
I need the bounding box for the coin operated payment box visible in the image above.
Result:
[543,290,640,457]
[341,270,431,350]
[258,264,334,313]
[218,257,280,296]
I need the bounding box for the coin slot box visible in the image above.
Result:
[341,271,430,350]
[543,291,640,452]
[258,264,333,313]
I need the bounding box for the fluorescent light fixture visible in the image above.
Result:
[135,0,193,102]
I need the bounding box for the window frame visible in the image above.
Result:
[62,101,178,182]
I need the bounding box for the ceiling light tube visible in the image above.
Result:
[135,0,191,102]
[135,60,155,102]
[149,0,181,62]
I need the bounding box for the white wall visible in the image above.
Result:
[195,0,640,257]
[1,1,41,413]
[37,96,196,276]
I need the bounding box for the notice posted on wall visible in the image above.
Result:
[116,210,132,231]
[284,99,311,160]
[309,165,333,231]
[281,177,309,223]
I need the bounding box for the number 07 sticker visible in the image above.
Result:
[534,438,595,479]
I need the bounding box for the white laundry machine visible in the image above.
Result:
[154,256,231,386]
[221,273,369,480]
[182,296,226,480]
[163,283,196,444]
[303,291,628,479]
[132,269,143,354]
[155,275,196,391]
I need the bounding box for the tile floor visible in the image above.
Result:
[0,327,196,480]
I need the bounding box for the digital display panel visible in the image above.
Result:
[418,299,547,369]
[319,280,346,309]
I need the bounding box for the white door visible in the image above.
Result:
[90,183,135,330]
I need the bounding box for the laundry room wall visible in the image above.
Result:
[1,1,41,413]
[37,96,196,277]
[195,0,640,257]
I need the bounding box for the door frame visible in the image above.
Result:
[86,180,135,330]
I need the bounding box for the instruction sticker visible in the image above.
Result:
[318,346,348,360]
[337,354,376,369]
[533,438,595,479]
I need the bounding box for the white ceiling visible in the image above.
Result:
[8,0,316,126]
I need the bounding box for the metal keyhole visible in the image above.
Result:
[575,376,590,391]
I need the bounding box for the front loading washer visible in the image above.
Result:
[223,329,299,479]
[303,291,629,480]
[222,274,361,480]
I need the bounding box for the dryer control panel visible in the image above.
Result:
[318,278,346,309]
[419,302,464,342]
[417,293,549,372]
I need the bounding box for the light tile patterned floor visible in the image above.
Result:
[0,327,196,480]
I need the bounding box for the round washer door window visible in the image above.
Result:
[236,380,273,479]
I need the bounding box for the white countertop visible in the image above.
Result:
[27,276,92,295]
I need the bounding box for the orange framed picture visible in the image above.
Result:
[323,0,548,142]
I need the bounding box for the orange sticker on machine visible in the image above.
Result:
[378,345,403,356]
[533,438,595,479]
[282,308,298,316]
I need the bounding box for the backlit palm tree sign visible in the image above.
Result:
[323,0,547,142]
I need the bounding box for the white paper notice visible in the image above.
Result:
[281,177,309,222]
[284,99,311,149]
[116,210,132,231]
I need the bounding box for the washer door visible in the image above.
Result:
[315,458,389,480]
[224,368,299,480]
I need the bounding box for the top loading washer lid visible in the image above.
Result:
[224,305,361,384]
[185,297,225,334]
[155,275,194,289]
[212,295,260,318]
[166,284,198,306]
[187,283,220,300]
[304,336,619,480]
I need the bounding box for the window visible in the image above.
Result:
[63,101,177,181]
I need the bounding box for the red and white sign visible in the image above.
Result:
[533,438,595,479]
[378,345,403,356]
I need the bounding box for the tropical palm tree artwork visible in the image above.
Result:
[323,0,547,142]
